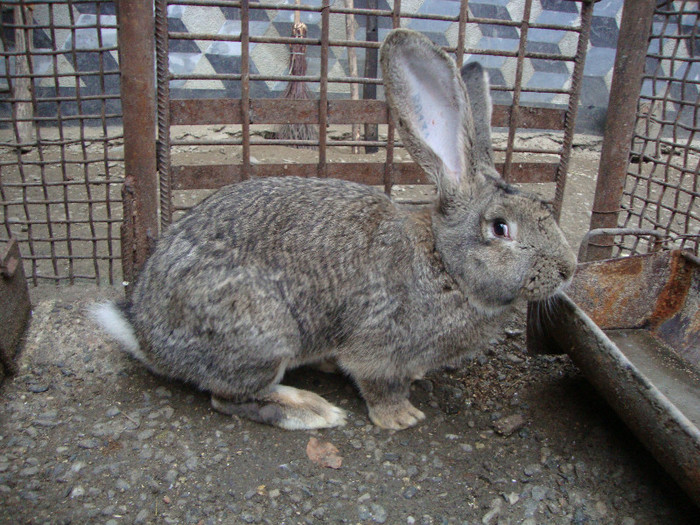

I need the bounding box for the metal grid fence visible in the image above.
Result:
[10,1,691,286]
[155,0,596,235]
[0,0,123,285]
[614,0,699,258]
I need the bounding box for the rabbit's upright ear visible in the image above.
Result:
[381,29,481,198]
[460,62,496,174]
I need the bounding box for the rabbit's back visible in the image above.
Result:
[127,177,412,365]
[139,177,403,286]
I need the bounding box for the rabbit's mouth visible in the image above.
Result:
[521,275,573,303]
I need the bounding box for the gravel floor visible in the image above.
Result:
[1,285,698,525]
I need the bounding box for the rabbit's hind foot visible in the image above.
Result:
[211,385,347,430]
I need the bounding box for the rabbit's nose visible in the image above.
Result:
[559,258,576,282]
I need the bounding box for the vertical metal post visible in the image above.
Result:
[318,0,330,178]
[241,0,252,180]
[363,0,379,154]
[502,0,532,183]
[585,0,656,261]
[155,0,172,228]
[117,0,158,287]
[551,0,594,222]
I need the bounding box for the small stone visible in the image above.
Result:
[595,501,608,516]
[493,414,526,436]
[105,407,121,418]
[370,503,388,523]
[115,479,130,492]
[70,485,85,498]
[155,386,172,398]
[530,485,547,501]
[164,470,178,484]
[621,518,636,525]
[185,457,198,471]
[28,383,49,393]
[138,429,155,441]
[403,486,418,499]
[503,492,519,505]
[78,438,100,449]
[358,505,371,521]
[523,464,542,477]
[481,498,502,524]
[504,353,524,364]
[134,509,150,524]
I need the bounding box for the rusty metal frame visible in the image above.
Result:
[586,0,700,261]
[118,0,159,287]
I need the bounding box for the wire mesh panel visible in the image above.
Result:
[154,0,596,229]
[614,0,699,257]
[0,0,123,285]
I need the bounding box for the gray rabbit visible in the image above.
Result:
[91,29,576,430]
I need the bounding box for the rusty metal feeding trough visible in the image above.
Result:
[529,247,700,505]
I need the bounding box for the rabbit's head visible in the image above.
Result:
[381,30,576,312]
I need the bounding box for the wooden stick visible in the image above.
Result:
[13,5,35,153]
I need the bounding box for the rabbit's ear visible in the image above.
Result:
[381,29,480,197]
[460,62,496,173]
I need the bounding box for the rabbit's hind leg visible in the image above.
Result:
[211,385,347,430]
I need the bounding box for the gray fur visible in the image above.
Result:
[92,30,576,430]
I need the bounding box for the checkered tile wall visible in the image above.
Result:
[1,1,698,134]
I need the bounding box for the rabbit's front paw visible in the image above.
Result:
[368,399,426,430]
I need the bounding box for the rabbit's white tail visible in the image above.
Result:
[88,302,145,361]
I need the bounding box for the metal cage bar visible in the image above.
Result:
[0,0,601,285]
[0,0,124,285]
[586,0,700,261]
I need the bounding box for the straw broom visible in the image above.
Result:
[276,1,318,147]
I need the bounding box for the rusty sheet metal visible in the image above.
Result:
[528,250,700,505]
[170,161,558,190]
[566,249,700,365]
[169,99,566,129]
[0,238,31,379]
[651,253,700,372]
[540,293,700,507]
[566,250,676,330]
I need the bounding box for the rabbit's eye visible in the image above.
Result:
[492,219,511,239]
